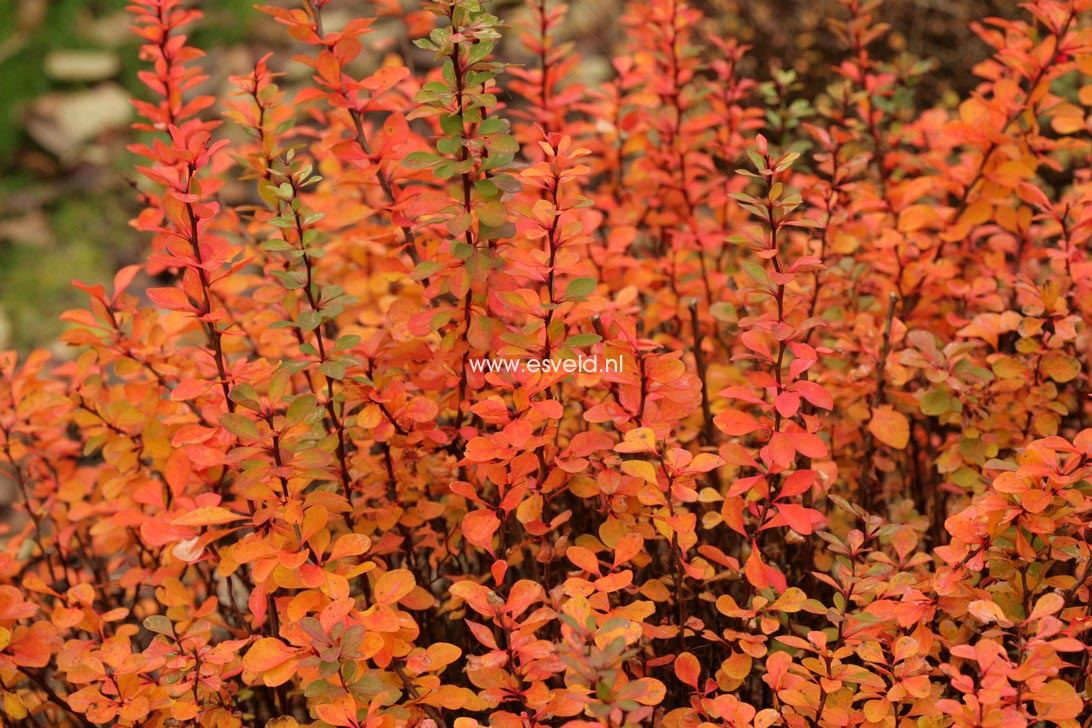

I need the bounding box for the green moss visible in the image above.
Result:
[0,193,130,351]
[0,0,258,163]
[0,0,260,349]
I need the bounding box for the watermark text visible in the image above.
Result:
[468,355,623,375]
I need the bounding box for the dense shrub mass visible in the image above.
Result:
[1,0,1091,725]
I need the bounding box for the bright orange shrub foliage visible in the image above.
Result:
[1,0,1091,725]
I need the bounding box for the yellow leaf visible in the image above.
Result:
[639,579,670,602]
[1029,592,1064,621]
[990,355,1026,379]
[1041,351,1080,383]
[243,639,298,687]
[1034,680,1082,721]
[328,533,372,562]
[373,569,415,606]
[3,691,28,720]
[1050,104,1086,134]
[868,406,910,450]
[755,709,780,728]
[631,677,666,706]
[721,651,752,680]
[621,459,658,484]
[857,641,885,664]
[864,699,890,722]
[615,427,657,453]
[770,587,807,613]
[266,719,300,728]
[967,599,1013,627]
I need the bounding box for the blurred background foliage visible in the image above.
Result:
[0,0,1016,352]
[0,0,254,352]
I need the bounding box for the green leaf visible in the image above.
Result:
[487,134,519,155]
[562,334,602,348]
[402,151,440,169]
[920,390,950,416]
[562,277,597,301]
[286,395,318,427]
[220,413,260,440]
[439,113,463,136]
[319,360,347,381]
[477,200,507,227]
[436,137,461,156]
[453,242,474,261]
[466,40,494,65]
[433,161,456,179]
[741,261,768,285]
[466,250,491,281]
[710,302,738,323]
[482,153,513,171]
[474,178,499,197]
[229,383,259,406]
[143,615,174,636]
[262,239,295,252]
[412,260,444,280]
[298,309,322,332]
[333,335,360,352]
[746,148,766,172]
[492,174,522,193]
[477,118,505,135]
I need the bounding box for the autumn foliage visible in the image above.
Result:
[2,0,1092,725]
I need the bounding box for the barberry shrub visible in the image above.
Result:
[1,0,1091,725]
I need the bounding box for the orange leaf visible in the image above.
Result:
[328,533,372,562]
[1034,680,1083,721]
[566,546,601,576]
[449,581,500,617]
[314,693,356,727]
[373,569,415,606]
[631,677,666,706]
[612,532,643,567]
[715,409,762,436]
[744,544,769,589]
[172,506,247,528]
[242,637,297,681]
[675,652,700,688]
[462,509,501,555]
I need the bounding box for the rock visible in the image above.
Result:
[43,49,121,82]
[25,83,132,161]
[0,211,52,248]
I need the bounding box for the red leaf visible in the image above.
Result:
[774,503,824,535]
[780,469,817,498]
[785,431,828,459]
